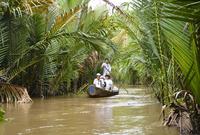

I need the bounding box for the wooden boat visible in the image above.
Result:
[87,85,119,98]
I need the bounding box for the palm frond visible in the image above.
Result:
[0,83,32,103]
[0,20,8,68]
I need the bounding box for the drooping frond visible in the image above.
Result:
[50,5,84,33]
[0,83,32,103]
[0,21,8,68]
[0,0,54,16]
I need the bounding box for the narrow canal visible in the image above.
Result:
[0,87,178,135]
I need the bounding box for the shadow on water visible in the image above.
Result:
[0,87,178,135]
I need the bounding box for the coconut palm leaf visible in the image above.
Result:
[50,5,83,33]
[0,21,8,67]
[0,83,32,103]
[0,0,54,16]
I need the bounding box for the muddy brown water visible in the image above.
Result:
[0,87,178,135]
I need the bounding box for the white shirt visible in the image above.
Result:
[93,78,102,88]
[100,78,105,87]
[104,79,113,90]
[101,63,111,76]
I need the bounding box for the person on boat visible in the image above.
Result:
[101,58,111,77]
[93,73,103,88]
[104,74,113,91]
[100,75,106,88]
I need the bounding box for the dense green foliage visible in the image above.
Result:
[111,0,200,105]
[0,0,199,107]
[0,0,200,133]
[0,0,115,96]
[109,0,200,133]
[0,0,200,106]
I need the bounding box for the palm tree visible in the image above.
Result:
[0,0,116,99]
[108,0,200,133]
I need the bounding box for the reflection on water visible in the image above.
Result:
[0,87,178,135]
